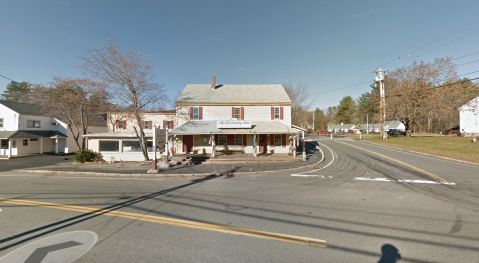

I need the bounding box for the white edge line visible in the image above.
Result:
[292,141,336,176]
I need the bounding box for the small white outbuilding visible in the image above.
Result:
[459,96,479,137]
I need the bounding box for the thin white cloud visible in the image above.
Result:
[236,67,244,71]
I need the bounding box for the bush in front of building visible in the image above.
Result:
[75,149,97,163]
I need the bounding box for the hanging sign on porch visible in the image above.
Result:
[217,120,252,129]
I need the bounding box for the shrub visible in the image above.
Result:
[75,149,97,163]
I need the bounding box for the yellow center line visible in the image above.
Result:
[335,141,451,183]
[0,198,326,248]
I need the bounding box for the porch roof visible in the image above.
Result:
[0,130,67,139]
[83,132,154,138]
[169,121,300,135]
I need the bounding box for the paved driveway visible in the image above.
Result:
[0,155,74,172]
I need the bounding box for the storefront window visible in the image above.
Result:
[122,141,141,152]
[235,134,242,145]
[219,134,226,145]
[274,135,282,146]
[99,141,119,152]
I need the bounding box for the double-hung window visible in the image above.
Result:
[193,107,199,119]
[219,134,226,145]
[234,108,241,119]
[274,107,280,119]
[0,118,3,128]
[1,140,8,149]
[22,139,28,146]
[274,135,282,146]
[235,134,242,145]
[165,121,171,129]
[118,121,124,129]
[144,121,149,129]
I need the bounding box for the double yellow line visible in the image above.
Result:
[0,198,326,248]
[335,141,452,184]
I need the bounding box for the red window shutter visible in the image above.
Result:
[271,107,274,120]
[199,107,203,120]
[116,120,119,129]
[170,120,174,129]
[232,107,235,118]
[280,107,284,120]
[149,121,152,130]
[123,120,127,129]
[241,107,244,120]
[142,120,145,129]
[270,134,275,147]
[163,120,166,129]
[190,107,193,119]
[243,134,247,147]
[282,134,286,147]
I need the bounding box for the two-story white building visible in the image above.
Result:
[170,76,298,155]
[0,100,106,158]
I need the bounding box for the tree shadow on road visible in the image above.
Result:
[377,244,401,263]
[0,168,240,251]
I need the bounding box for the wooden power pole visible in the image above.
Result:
[373,67,388,140]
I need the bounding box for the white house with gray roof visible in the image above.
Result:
[459,96,479,137]
[0,100,106,158]
[172,76,298,155]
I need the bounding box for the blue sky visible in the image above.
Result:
[2,0,479,110]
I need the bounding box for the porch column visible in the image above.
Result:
[7,139,11,158]
[39,138,43,154]
[55,138,59,154]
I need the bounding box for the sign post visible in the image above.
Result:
[154,125,167,168]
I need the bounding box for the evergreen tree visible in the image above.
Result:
[1,81,32,102]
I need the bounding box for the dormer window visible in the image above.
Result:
[27,120,40,128]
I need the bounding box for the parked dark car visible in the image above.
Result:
[387,129,406,136]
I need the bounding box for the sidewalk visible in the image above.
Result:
[14,142,323,177]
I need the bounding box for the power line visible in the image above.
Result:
[452,50,479,61]
[0,74,17,82]
[457,59,479,67]
[309,80,372,96]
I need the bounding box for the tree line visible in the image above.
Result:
[313,57,479,135]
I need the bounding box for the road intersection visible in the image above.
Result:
[1,135,478,262]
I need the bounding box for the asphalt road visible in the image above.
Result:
[1,135,478,262]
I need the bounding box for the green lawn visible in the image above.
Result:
[351,134,479,164]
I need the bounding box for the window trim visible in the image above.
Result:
[234,107,241,119]
[274,134,281,146]
[193,107,199,119]
[219,134,227,145]
[274,107,280,119]
[235,134,242,146]
[27,120,41,128]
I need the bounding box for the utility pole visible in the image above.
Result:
[312,112,315,131]
[373,67,388,140]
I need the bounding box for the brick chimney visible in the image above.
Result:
[211,76,216,90]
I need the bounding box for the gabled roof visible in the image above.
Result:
[176,84,291,105]
[0,100,45,116]
[459,96,479,111]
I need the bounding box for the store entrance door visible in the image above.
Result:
[259,134,267,153]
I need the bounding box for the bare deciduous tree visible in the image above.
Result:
[78,35,167,160]
[283,81,313,127]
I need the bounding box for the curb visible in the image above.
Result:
[354,139,479,167]
[12,141,325,178]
